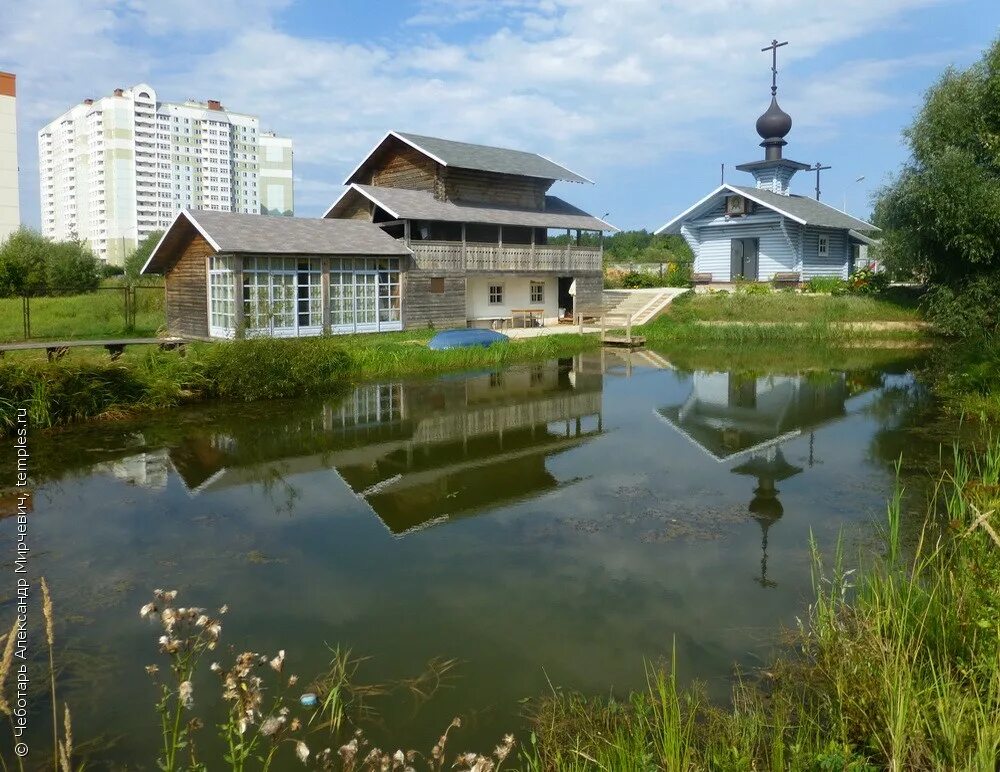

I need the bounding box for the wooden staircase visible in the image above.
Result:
[601,288,686,325]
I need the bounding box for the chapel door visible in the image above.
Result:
[730,238,760,280]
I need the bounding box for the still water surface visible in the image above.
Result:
[1,348,942,762]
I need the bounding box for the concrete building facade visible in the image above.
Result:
[0,72,19,244]
[38,83,293,264]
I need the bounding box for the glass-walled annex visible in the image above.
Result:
[207,255,402,338]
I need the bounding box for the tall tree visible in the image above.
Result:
[874,37,1000,334]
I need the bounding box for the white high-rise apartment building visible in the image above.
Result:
[0,72,19,244]
[38,83,294,264]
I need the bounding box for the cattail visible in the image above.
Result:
[41,577,55,647]
[0,617,18,715]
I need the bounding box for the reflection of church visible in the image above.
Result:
[164,357,604,535]
[658,370,872,586]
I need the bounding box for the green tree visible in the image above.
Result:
[873,36,1000,334]
[46,239,99,294]
[124,230,164,285]
[0,228,53,296]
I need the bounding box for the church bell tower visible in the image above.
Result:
[735,39,809,196]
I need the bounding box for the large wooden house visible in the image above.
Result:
[142,131,614,338]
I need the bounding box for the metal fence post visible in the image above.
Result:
[22,295,30,339]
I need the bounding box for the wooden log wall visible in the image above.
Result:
[441,167,550,208]
[164,232,212,337]
[402,269,467,330]
[371,145,441,194]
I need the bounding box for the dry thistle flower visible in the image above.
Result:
[338,738,358,766]
[295,740,310,764]
[288,674,298,686]
[290,717,301,732]
[140,602,157,618]
[178,680,194,709]
[145,664,159,675]
[260,715,285,737]
[269,649,285,673]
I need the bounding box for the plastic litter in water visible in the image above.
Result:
[299,692,318,707]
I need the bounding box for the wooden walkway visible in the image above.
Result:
[0,337,186,361]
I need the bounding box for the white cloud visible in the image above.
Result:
[5,0,951,222]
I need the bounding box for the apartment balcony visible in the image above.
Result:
[409,241,602,273]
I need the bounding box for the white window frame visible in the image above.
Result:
[817,235,830,257]
[488,283,504,305]
[530,280,545,304]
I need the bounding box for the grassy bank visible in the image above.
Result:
[665,289,923,324]
[630,289,930,347]
[0,332,598,433]
[523,439,1000,770]
[0,282,165,342]
[924,335,1000,421]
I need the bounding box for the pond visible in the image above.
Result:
[1,346,947,764]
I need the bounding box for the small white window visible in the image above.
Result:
[818,235,829,257]
[488,284,504,305]
[530,281,545,304]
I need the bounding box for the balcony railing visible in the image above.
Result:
[410,241,601,272]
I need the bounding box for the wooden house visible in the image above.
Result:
[144,131,614,338]
[324,131,614,329]
[141,210,411,338]
[655,52,879,285]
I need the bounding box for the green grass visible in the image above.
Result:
[522,438,1000,770]
[665,288,924,324]
[0,283,165,342]
[923,335,1000,420]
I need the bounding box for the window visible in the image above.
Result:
[208,256,235,336]
[530,281,544,304]
[430,277,445,294]
[488,284,504,305]
[818,235,829,257]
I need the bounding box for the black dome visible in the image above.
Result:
[755,96,792,140]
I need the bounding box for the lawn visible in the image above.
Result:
[0,283,165,342]
[665,287,924,324]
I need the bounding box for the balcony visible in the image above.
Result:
[410,241,602,273]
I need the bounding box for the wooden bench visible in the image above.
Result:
[692,272,713,285]
[771,271,802,288]
[0,337,187,362]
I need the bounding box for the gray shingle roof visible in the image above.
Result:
[143,210,411,274]
[346,131,591,185]
[731,186,880,232]
[330,184,616,231]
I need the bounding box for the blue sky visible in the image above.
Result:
[4,0,999,231]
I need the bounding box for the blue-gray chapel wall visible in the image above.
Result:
[692,221,798,281]
[801,226,849,280]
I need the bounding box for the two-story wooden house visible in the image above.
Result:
[324,131,614,331]
[143,131,614,338]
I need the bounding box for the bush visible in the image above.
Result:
[804,276,848,294]
[621,271,656,289]
[99,263,125,278]
[847,265,890,295]
[734,280,770,295]
[922,272,1000,337]
[665,262,692,287]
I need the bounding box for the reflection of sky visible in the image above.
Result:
[2,356,925,760]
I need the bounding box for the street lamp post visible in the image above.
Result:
[843,176,866,215]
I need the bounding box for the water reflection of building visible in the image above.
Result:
[658,370,874,586]
[93,448,170,490]
[167,357,604,534]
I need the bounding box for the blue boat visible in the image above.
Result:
[428,328,509,351]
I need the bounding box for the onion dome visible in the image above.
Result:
[755,96,792,140]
